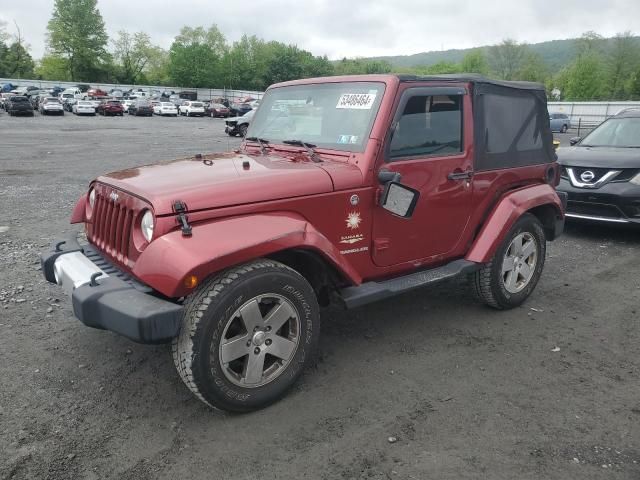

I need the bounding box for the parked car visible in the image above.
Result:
[109,89,124,99]
[49,86,65,97]
[206,102,230,118]
[153,102,178,116]
[61,87,83,100]
[11,86,38,96]
[557,108,640,224]
[73,100,97,116]
[39,97,65,115]
[228,102,253,116]
[40,74,565,412]
[179,100,206,117]
[6,95,34,116]
[76,84,91,93]
[97,99,124,116]
[121,99,135,113]
[169,94,184,108]
[60,94,77,112]
[549,112,571,133]
[0,92,13,109]
[128,99,153,116]
[225,109,255,136]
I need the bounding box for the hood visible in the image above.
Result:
[557,146,640,169]
[97,152,358,215]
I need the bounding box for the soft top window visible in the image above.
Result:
[474,83,555,171]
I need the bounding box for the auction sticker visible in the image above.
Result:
[336,93,376,109]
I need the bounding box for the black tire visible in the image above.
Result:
[561,124,568,133]
[172,259,320,412]
[239,124,248,137]
[472,213,546,310]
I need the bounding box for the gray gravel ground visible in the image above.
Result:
[0,112,638,480]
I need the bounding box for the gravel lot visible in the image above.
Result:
[1,112,638,480]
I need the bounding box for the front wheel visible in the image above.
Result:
[239,124,248,137]
[472,213,546,310]
[172,259,320,412]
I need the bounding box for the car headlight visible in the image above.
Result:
[630,173,640,186]
[89,188,96,208]
[141,210,154,242]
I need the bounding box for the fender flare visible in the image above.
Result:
[70,194,86,224]
[465,184,564,264]
[132,212,362,298]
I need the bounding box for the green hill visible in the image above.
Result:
[364,36,637,71]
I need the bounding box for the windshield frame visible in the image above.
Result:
[579,116,640,148]
[247,81,386,153]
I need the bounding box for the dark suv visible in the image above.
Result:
[128,100,153,116]
[7,96,34,116]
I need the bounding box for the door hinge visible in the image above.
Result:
[173,201,192,236]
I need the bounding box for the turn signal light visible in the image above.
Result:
[184,275,199,289]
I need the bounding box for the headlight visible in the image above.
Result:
[141,210,154,242]
[630,173,640,186]
[89,189,96,208]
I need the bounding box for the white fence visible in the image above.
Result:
[548,101,640,129]
[0,77,264,103]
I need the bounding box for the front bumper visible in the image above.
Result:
[558,178,640,224]
[40,236,183,344]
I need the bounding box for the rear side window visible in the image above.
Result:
[389,94,463,160]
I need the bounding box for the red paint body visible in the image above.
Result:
[71,75,564,299]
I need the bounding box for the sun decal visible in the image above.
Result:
[346,211,362,230]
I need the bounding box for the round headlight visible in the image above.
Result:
[89,189,96,208]
[141,210,154,242]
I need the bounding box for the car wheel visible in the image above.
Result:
[239,124,248,137]
[561,124,568,133]
[172,259,320,412]
[472,213,546,310]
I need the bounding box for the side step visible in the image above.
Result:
[340,259,479,309]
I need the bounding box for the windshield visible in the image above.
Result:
[248,82,385,152]
[581,117,640,147]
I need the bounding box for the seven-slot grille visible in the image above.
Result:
[89,188,135,264]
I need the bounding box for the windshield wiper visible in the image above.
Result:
[245,136,270,155]
[282,140,321,162]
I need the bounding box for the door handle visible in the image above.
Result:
[447,170,474,181]
[378,170,402,184]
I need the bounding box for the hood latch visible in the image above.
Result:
[173,201,193,236]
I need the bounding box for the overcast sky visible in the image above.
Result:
[1,0,639,60]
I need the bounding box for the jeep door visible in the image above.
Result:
[371,86,474,267]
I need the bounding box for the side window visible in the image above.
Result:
[389,94,463,160]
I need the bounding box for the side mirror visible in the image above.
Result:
[569,137,581,146]
[380,181,420,218]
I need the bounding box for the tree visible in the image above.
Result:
[0,22,35,78]
[631,66,640,100]
[168,25,227,87]
[461,49,489,75]
[143,47,170,85]
[564,51,606,100]
[36,55,70,80]
[517,51,549,83]
[606,32,640,99]
[489,39,526,80]
[333,58,392,75]
[112,31,157,84]
[46,0,110,81]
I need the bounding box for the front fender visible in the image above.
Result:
[465,184,563,264]
[132,212,362,298]
[70,194,86,224]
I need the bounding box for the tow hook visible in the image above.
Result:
[173,201,193,236]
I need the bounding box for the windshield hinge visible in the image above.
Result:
[173,201,192,236]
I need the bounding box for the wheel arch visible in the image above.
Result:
[466,184,564,264]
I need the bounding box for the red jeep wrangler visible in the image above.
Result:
[41,74,566,412]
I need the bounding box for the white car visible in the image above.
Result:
[39,97,64,115]
[73,101,96,116]
[179,101,205,117]
[61,87,83,100]
[154,102,178,116]
[122,99,135,113]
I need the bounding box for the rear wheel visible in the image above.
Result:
[172,259,320,412]
[473,213,546,310]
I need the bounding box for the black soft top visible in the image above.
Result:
[396,73,545,92]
